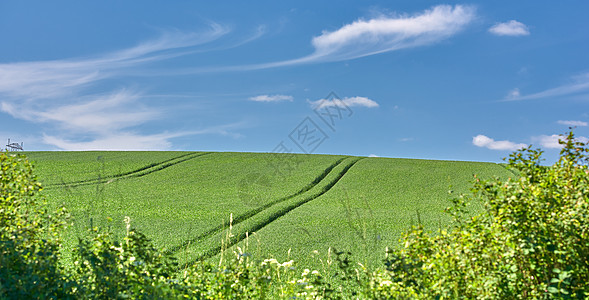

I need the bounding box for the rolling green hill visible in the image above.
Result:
[25,151,514,268]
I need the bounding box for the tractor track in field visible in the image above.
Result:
[177,157,364,267]
[164,156,348,256]
[45,152,212,190]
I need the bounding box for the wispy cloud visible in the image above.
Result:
[309,96,379,109]
[249,94,293,102]
[506,88,520,99]
[0,24,230,101]
[42,132,181,151]
[41,122,245,151]
[199,4,476,72]
[305,4,476,62]
[502,72,589,101]
[0,24,253,150]
[3,90,158,134]
[489,20,530,36]
[368,154,380,157]
[557,120,588,127]
[473,134,527,151]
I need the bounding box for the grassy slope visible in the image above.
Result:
[27,152,346,262]
[229,157,514,268]
[25,151,514,268]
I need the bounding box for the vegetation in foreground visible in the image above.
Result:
[1,131,588,299]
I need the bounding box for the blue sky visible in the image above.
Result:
[1,1,588,163]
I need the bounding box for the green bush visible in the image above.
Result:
[71,217,179,299]
[370,131,589,299]
[0,152,71,299]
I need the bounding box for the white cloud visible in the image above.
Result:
[506,88,520,99]
[474,133,589,152]
[502,72,589,101]
[557,120,588,127]
[368,154,380,157]
[217,4,476,71]
[532,134,589,149]
[308,5,476,62]
[534,135,562,149]
[399,137,414,142]
[42,122,245,151]
[309,96,379,109]
[473,134,527,151]
[489,20,530,36]
[249,94,293,102]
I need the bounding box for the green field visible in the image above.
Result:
[25,151,514,268]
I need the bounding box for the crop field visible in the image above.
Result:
[25,151,514,268]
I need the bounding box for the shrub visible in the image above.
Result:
[371,131,589,299]
[0,151,71,299]
[71,217,179,299]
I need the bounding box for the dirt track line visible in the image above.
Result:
[164,156,348,255]
[182,157,364,267]
[46,152,195,187]
[46,152,212,189]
